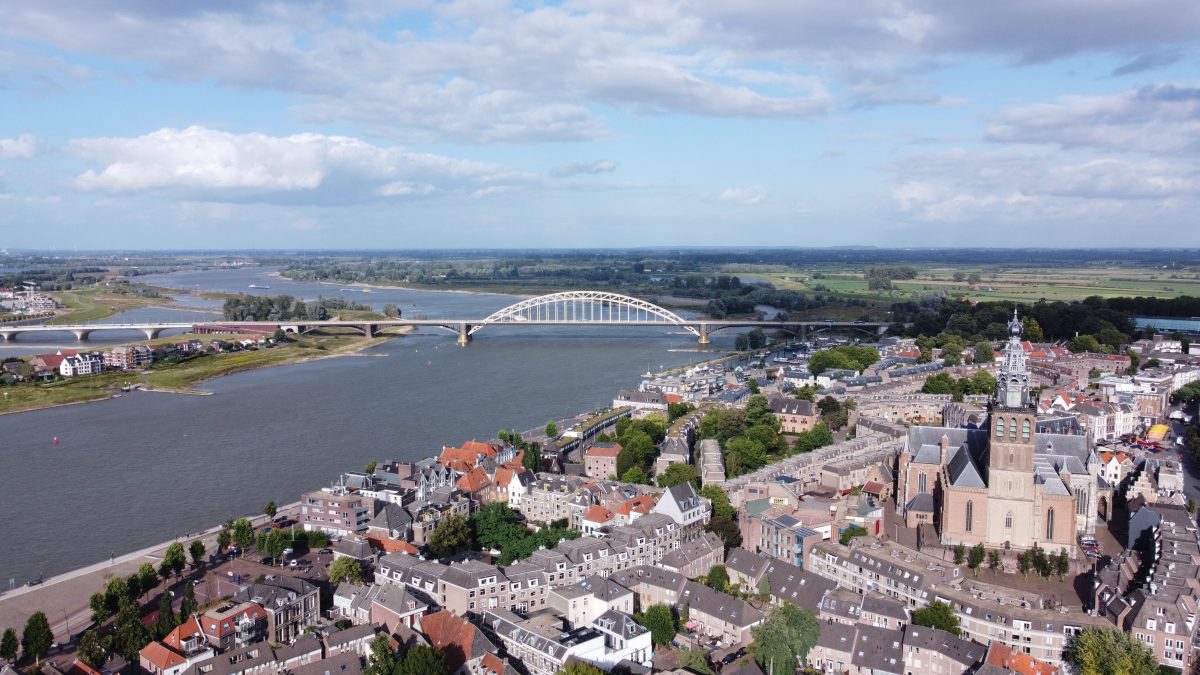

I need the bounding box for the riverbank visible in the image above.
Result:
[0,328,410,415]
[267,270,533,298]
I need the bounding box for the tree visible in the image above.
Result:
[163,541,187,577]
[138,562,159,597]
[1065,627,1157,675]
[363,633,397,675]
[658,463,699,488]
[1017,551,1032,578]
[1022,317,1045,342]
[558,663,604,675]
[127,573,142,601]
[706,517,742,550]
[1071,335,1102,353]
[968,544,986,576]
[941,343,963,367]
[22,612,53,664]
[179,582,198,619]
[189,539,207,568]
[1053,549,1071,581]
[383,303,401,318]
[620,466,649,484]
[76,629,107,669]
[987,550,1002,576]
[706,565,729,593]
[911,601,961,636]
[953,543,966,565]
[89,592,109,624]
[112,598,151,662]
[637,604,677,646]
[426,515,474,559]
[329,556,364,585]
[217,528,232,551]
[264,501,277,519]
[700,485,735,520]
[471,503,527,552]
[364,460,378,474]
[0,627,17,662]
[545,421,558,438]
[104,577,128,614]
[397,644,448,675]
[751,604,821,675]
[676,648,715,675]
[974,340,994,364]
[966,273,981,285]
[156,593,178,638]
[232,518,254,554]
[667,402,693,423]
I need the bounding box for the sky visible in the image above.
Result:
[2,0,1200,249]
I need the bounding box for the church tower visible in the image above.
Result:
[985,309,1038,547]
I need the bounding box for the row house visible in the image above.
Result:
[518,477,588,524]
[549,575,635,628]
[584,443,622,479]
[651,481,711,538]
[409,489,473,545]
[232,577,320,645]
[659,531,724,578]
[60,352,104,377]
[606,566,763,645]
[373,460,457,503]
[105,345,154,370]
[769,396,818,434]
[199,602,267,652]
[331,581,428,633]
[140,617,214,675]
[477,609,607,675]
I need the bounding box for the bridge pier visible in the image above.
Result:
[141,328,164,340]
[361,324,376,338]
[800,324,807,342]
[71,329,93,341]
[697,323,710,345]
[456,323,472,347]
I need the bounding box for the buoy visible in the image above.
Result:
[427,360,432,366]
[53,437,59,445]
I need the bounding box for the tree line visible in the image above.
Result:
[222,294,372,321]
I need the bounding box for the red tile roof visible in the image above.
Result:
[368,536,419,555]
[140,641,186,671]
[586,443,622,458]
[583,505,615,523]
[456,467,491,494]
[985,642,1060,675]
[421,610,477,673]
[164,616,204,652]
[616,495,656,517]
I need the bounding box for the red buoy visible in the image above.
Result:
[53,437,59,445]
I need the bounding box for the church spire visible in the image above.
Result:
[996,307,1031,409]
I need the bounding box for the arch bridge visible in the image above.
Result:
[0,291,888,346]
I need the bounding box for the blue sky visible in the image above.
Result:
[2,0,1199,249]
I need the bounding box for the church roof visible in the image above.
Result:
[905,493,936,513]
[1034,466,1071,496]
[912,444,942,464]
[947,446,986,488]
[906,426,989,462]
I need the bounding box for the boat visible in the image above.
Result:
[248,284,271,289]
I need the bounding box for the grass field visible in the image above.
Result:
[47,286,172,324]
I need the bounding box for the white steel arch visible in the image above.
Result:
[469,290,698,336]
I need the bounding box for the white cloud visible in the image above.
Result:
[550,160,618,178]
[986,84,1200,155]
[704,186,767,205]
[0,134,41,159]
[69,126,526,203]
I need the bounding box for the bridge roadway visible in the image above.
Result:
[0,318,888,346]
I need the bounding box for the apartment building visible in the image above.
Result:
[584,443,621,479]
[232,577,319,645]
[300,489,372,536]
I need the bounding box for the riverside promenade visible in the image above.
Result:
[0,506,294,643]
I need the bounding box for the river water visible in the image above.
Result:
[0,267,731,585]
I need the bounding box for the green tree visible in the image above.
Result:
[706,517,742,551]
[1065,627,1157,675]
[700,485,736,520]
[470,503,527,552]
[558,663,604,675]
[657,463,700,488]
[363,633,396,675]
[706,565,729,592]
[76,629,106,669]
[396,644,448,675]
[545,421,558,438]
[973,340,995,363]
[155,593,178,638]
[264,501,277,519]
[138,562,159,597]
[667,402,693,423]
[189,539,207,568]
[232,518,254,554]
[953,543,966,565]
[968,544,986,576]
[0,627,18,662]
[910,601,961,636]
[104,577,128,614]
[364,460,378,474]
[1054,549,1071,581]
[89,592,109,624]
[1071,335,1102,353]
[839,525,868,546]
[329,556,364,585]
[941,343,963,366]
[383,303,400,318]
[966,273,981,285]
[751,604,821,675]
[522,443,541,472]
[676,648,715,675]
[620,466,649,484]
[112,598,151,662]
[637,604,677,646]
[987,550,1002,576]
[217,528,232,551]
[162,541,187,578]
[426,515,474,559]
[616,430,654,476]
[179,582,198,619]
[22,612,53,664]
[1017,551,1032,578]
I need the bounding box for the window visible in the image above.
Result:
[1005,512,1013,528]
[1046,508,1055,540]
[1077,490,1087,515]
[996,419,1005,438]
[1009,418,1018,439]
[1021,419,1031,440]
[918,473,927,494]
[966,501,974,533]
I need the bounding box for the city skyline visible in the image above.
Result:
[2,1,1199,248]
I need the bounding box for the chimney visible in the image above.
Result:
[940,434,950,465]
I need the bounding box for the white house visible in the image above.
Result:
[60,352,105,377]
[652,482,711,534]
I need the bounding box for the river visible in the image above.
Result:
[0,267,733,586]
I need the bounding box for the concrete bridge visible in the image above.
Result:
[0,291,889,346]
